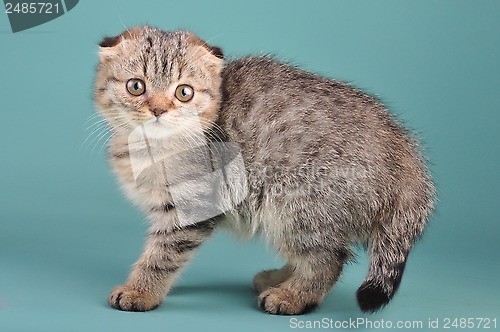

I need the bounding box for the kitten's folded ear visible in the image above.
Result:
[98,28,141,62]
[208,45,224,60]
[99,35,122,48]
[189,33,224,61]
[98,34,123,62]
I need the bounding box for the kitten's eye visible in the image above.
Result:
[126,78,146,96]
[175,84,194,102]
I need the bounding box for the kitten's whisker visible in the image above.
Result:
[87,124,110,143]
[84,112,128,132]
[176,125,222,164]
[90,128,113,157]
[167,120,206,151]
[202,33,225,47]
[106,119,130,136]
[80,123,110,153]
[195,118,226,141]
[180,117,228,163]
[117,13,132,41]
[97,135,113,157]
[85,118,110,131]
[195,117,224,134]
[85,121,107,133]
[83,113,106,127]
[83,117,129,155]
[88,119,130,159]
[83,113,102,123]
[112,122,131,136]
[174,112,221,140]
[173,124,204,149]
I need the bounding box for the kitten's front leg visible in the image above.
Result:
[109,219,217,312]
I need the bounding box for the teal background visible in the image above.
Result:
[1,1,499,331]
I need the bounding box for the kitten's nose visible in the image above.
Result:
[150,107,167,117]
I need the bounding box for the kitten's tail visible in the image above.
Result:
[356,241,407,313]
[356,196,433,312]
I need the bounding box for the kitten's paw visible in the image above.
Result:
[252,269,279,293]
[252,266,291,293]
[108,285,161,312]
[258,287,318,315]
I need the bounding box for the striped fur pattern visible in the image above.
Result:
[94,26,435,315]
[108,219,216,311]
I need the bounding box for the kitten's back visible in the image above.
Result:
[219,56,435,312]
[219,56,422,184]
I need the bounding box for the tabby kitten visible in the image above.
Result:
[94,26,435,315]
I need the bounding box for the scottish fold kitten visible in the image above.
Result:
[94,26,435,315]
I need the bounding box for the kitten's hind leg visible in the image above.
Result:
[252,264,293,293]
[258,250,348,315]
[109,219,216,312]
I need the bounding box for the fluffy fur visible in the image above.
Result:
[94,26,435,315]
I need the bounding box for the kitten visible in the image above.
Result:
[94,26,435,315]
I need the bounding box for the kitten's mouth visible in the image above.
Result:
[138,117,177,139]
[152,118,163,125]
[146,116,167,127]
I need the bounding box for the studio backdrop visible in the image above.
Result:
[1,1,499,331]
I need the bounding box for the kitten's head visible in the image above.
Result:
[94,26,224,138]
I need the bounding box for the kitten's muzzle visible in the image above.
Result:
[150,107,168,118]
